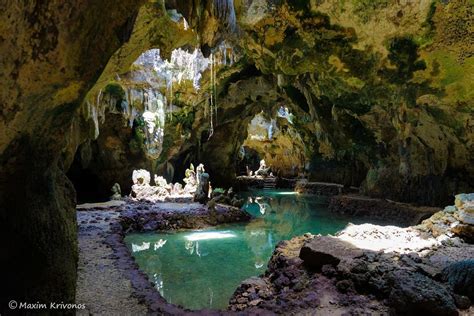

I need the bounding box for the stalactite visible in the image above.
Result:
[229,46,234,65]
[220,41,228,66]
[183,17,189,30]
[168,79,173,121]
[208,53,214,140]
[90,101,100,140]
[215,0,237,32]
[142,88,166,159]
[213,53,218,123]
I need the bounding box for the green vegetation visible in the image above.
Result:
[384,36,426,84]
[104,82,125,100]
[426,52,474,103]
[352,0,389,22]
[422,1,437,32]
[213,187,226,195]
[171,109,195,132]
[415,1,437,47]
[157,134,174,164]
[130,117,146,153]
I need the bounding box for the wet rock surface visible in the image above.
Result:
[118,199,251,232]
[230,235,390,314]
[75,193,474,315]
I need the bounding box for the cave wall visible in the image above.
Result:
[80,0,472,206]
[67,113,154,203]
[0,0,145,307]
[20,1,470,266]
[178,0,472,204]
[227,0,473,205]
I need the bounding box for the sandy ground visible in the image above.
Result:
[75,209,148,315]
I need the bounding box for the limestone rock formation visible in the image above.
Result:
[0,0,146,307]
[129,164,213,203]
[388,270,458,316]
[135,0,473,204]
[210,187,244,207]
[183,164,198,194]
[1,0,473,309]
[194,164,211,204]
[131,169,161,201]
[420,193,474,243]
[457,193,474,224]
[132,169,151,186]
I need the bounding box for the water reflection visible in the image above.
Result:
[185,231,236,241]
[132,239,168,252]
[131,242,150,252]
[184,240,202,256]
[125,190,351,310]
[154,239,167,250]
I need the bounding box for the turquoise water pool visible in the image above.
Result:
[124,190,353,310]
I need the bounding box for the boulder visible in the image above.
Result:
[451,224,474,243]
[388,270,458,316]
[442,260,474,300]
[454,193,474,209]
[456,193,474,225]
[299,236,364,270]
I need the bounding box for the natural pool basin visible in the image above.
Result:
[124,190,354,310]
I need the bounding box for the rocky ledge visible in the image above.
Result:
[76,199,251,315]
[230,194,474,315]
[295,181,359,196]
[419,193,474,243]
[117,199,251,232]
[329,194,440,227]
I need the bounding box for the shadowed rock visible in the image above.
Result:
[442,260,474,300]
[388,270,458,316]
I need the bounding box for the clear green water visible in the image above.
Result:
[124,190,353,310]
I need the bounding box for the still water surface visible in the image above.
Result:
[125,190,353,310]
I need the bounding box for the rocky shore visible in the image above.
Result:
[329,194,440,227]
[229,194,474,315]
[76,193,473,315]
[76,199,252,315]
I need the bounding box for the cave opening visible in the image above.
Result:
[67,154,110,204]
